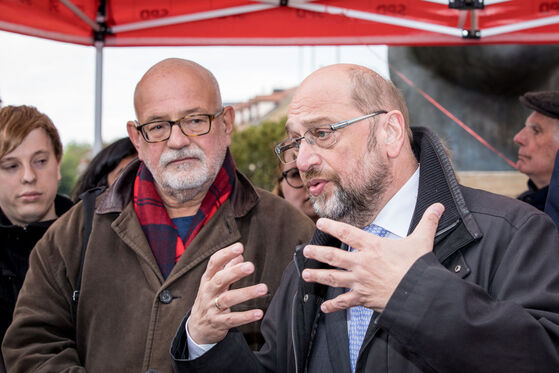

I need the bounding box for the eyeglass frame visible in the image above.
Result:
[134,107,225,143]
[280,167,304,189]
[274,110,388,164]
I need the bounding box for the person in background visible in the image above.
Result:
[545,150,559,230]
[71,137,137,201]
[171,64,559,373]
[0,105,73,372]
[515,91,559,210]
[273,160,318,222]
[2,58,314,373]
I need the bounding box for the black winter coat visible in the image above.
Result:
[171,127,559,373]
[0,194,73,340]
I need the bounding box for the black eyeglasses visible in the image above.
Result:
[274,110,387,164]
[135,108,224,143]
[280,168,304,189]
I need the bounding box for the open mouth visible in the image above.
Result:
[307,179,328,197]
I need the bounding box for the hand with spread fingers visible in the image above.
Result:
[187,242,269,345]
[302,203,444,314]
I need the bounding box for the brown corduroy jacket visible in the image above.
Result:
[2,159,315,373]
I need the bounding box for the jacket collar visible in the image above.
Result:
[409,127,482,260]
[97,157,260,218]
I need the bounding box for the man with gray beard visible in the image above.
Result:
[2,58,315,373]
[171,64,559,372]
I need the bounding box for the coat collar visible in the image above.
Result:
[96,157,260,218]
[409,127,482,261]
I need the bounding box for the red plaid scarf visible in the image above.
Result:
[133,150,235,278]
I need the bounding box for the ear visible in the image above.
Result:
[127,121,143,160]
[381,110,406,159]
[221,106,235,146]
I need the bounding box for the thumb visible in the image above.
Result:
[410,203,445,250]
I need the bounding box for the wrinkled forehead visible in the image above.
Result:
[286,69,355,135]
[134,67,220,120]
[286,93,356,136]
[527,111,559,130]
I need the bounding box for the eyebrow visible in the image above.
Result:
[285,116,336,135]
[0,150,50,163]
[143,107,208,123]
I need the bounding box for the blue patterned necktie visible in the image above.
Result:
[347,224,389,373]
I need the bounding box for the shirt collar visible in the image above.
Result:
[373,165,420,239]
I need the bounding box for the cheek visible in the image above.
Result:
[0,181,15,205]
[0,173,21,193]
[39,167,62,191]
[138,144,163,165]
[282,186,302,206]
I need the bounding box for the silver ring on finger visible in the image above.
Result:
[214,296,224,311]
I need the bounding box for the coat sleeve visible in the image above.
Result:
[171,262,300,373]
[545,150,559,230]
[378,212,559,372]
[1,221,85,372]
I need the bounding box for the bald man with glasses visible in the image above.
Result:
[172,64,559,373]
[2,58,314,373]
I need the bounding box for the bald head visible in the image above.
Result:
[290,64,411,142]
[134,58,222,119]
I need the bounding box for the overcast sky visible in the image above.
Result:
[0,30,388,146]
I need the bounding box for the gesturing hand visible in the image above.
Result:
[301,203,444,314]
[187,243,268,345]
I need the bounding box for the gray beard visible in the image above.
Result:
[309,157,391,227]
[147,145,226,203]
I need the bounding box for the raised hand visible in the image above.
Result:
[187,242,268,345]
[301,203,444,313]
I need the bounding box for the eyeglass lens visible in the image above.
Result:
[143,115,211,142]
[284,168,304,188]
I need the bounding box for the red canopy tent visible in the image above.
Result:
[1,0,558,151]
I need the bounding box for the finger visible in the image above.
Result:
[303,245,355,270]
[211,261,255,292]
[213,308,264,330]
[409,203,445,244]
[204,243,244,280]
[302,268,354,289]
[224,254,244,269]
[320,291,359,313]
[315,218,380,251]
[217,283,268,310]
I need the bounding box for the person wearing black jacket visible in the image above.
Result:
[545,150,559,230]
[171,64,559,373]
[0,105,72,372]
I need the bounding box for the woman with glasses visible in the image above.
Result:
[273,161,318,222]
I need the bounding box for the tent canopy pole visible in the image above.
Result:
[93,41,103,155]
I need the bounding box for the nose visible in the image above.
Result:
[514,127,527,146]
[166,123,192,149]
[21,163,37,184]
[296,140,321,173]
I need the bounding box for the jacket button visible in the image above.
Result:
[303,294,309,302]
[454,265,461,273]
[159,290,173,304]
